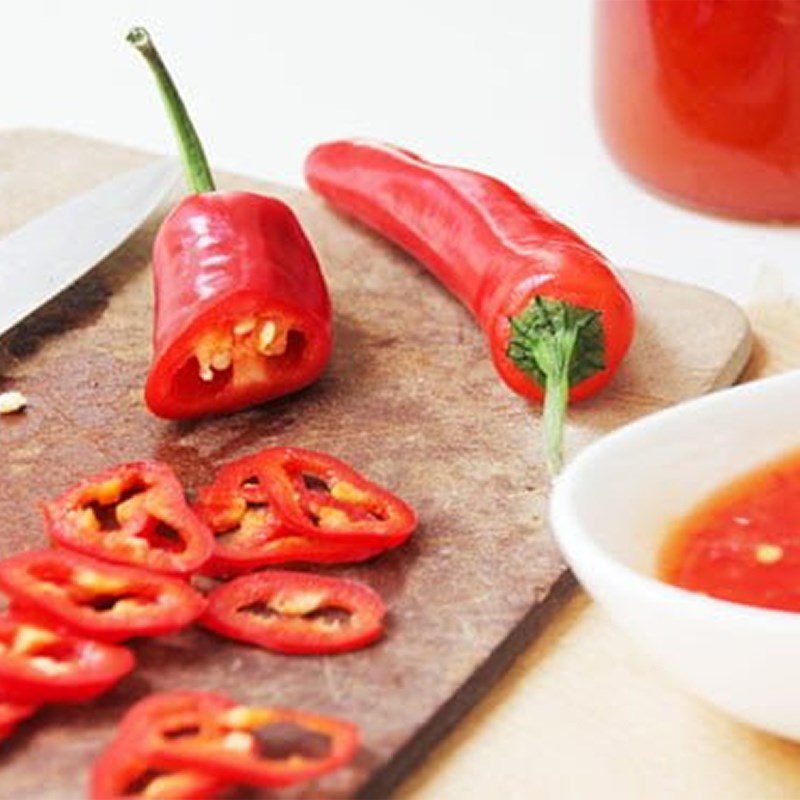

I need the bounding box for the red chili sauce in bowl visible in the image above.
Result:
[661,449,800,612]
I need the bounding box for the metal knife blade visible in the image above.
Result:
[0,160,179,337]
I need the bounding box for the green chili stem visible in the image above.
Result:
[126,27,215,194]
[507,297,604,476]
[530,326,578,476]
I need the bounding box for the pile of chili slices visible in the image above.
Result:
[0,446,416,798]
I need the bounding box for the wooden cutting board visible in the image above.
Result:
[0,130,751,799]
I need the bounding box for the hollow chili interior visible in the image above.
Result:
[167,307,312,409]
[43,461,213,575]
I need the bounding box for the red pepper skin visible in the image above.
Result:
[256,447,417,550]
[0,550,206,642]
[43,461,213,576]
[201,570,386,654]
[145,193,332,420]
[202,536,384,578]
[305,140,635,404]
[0,698,39,741]
[90,735,230,800]
[117,691,359,789]
[0,614,134,703]
[194,452,389,575]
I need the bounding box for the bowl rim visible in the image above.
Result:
[550,369,800,630]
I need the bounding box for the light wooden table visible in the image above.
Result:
[400,290,800,800]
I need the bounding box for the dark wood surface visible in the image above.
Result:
[0,130,751,799]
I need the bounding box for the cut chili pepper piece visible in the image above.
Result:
[127,29,332,420]
[195,454,385,575]
[118,691,358,789]
[91,734,230,800]
[0,613,133,702]
[43,461,213,576]
[0,550,206,642]
[257,448,417,549]
[200,570,386,654]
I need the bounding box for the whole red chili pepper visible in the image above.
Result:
[127,28,332,419]
[305,140,636,472]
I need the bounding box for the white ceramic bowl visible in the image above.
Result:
[550,370,800,740]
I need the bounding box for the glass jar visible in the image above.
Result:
[595,0,800,221]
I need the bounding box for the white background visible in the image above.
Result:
[3,0,799,302]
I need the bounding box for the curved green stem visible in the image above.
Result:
[126,27,215,194]
[507,297,605,476]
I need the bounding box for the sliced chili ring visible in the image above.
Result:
[120,691,359,789]
[0,550,206,642]
[91,734,231,800]
[0,613,134,702]
[200,570,386,654]
[259,447,417,548]
[43,461,213,576]
[195,452,387,574]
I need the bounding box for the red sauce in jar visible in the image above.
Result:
[661,449,800,612]
[595,0,800,220]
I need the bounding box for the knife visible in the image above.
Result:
[0,160,179,337]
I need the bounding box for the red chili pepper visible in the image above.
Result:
[201,570,386,654]
[43,461,213,576]
[255,447,417,549]
[91,735,230,800]
[112,691,359,789]
[0,550,206,642]
[0,698,39,740]
[0,614,134,703]
[195,452,388,575]
[305,140,636,472]
[127,28,332,420]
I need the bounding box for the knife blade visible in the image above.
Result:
[0,160,179,337]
